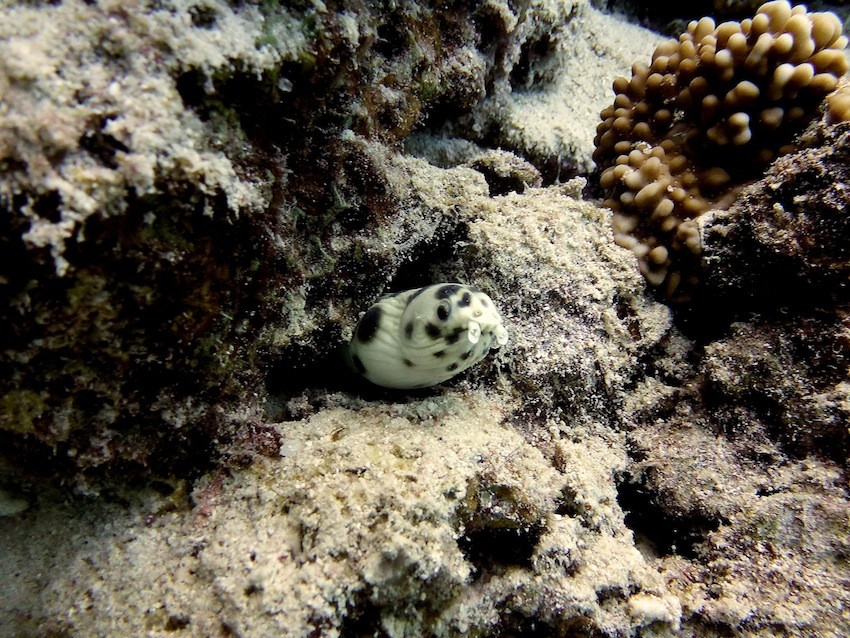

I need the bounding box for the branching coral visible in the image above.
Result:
[593,0,849,299]
[827,81,850,122]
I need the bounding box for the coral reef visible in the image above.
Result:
[593,0,849,298]
[0,392,681,637]
[2,0,850,637]
[628,401,850,637]
[827,79,850,119]
[699,118,850,301]
[1,0,603,482]
[0,181,678,636]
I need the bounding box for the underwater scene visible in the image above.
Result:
[1,0,849,635]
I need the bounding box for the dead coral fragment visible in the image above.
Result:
[593,0,849,300]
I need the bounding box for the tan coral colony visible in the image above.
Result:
[593,0,849,299]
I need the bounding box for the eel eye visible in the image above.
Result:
[437,300,451,321]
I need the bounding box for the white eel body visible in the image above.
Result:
[346,283,508,389]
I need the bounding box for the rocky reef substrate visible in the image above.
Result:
[1,1,849,636]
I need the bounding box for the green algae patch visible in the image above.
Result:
[0,389,48,435]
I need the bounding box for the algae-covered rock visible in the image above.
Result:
[703,313,850,462]
[1,0,284,479]
[628,398,850,637]
[619,125,850,632]
[0,392,681,637]
[439,4,666,181]
[3,0,635,481]
[699,122,850,305]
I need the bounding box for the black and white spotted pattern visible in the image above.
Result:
[346,283,509,389]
